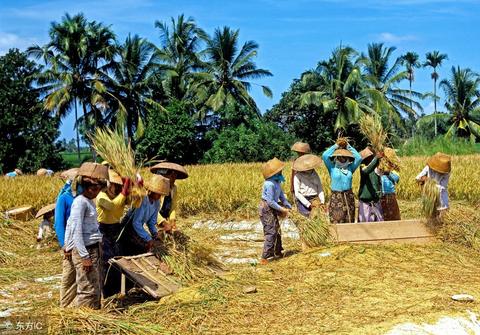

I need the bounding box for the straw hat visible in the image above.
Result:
[293,154,322,172]
[427,152,451,174]
[14,169,22,175]
[37,168,48,176]
[262,158,285,179]
[108,169,123,185]
[150,162,189,179]
[360,148,374,160]
[60,168,78,181]
[35,203,55,219]
[291,142,311,154]
[331,148,354,160]
[77,162,108,181]
[144,174,170,195]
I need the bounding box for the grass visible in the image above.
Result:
[61,151,92,167]
[398,136,480,157]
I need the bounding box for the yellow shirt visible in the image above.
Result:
[158,185,177,223]
[96,192,127,224]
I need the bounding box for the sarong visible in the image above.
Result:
[380,193,401,221]
[358,200,384,222]
[259,200,283,259]
[329,190,355,224]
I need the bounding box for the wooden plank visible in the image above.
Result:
[329,219,435,244]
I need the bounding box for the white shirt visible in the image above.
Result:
[416,165,450,210]
[294,170,325,207]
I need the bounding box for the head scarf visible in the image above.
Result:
[269,173,285,183]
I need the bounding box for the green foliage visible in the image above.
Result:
[0,49,64,173]
[398,136,480,156]
[136,101,201,164]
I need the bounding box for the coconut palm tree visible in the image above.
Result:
[400,52,421,110]
[28,13,116,160]
[194,26,273,117]
[424,51,448,136]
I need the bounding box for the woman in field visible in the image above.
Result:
[259,158,292,264]
[62,162,108,309]
[322,139,362,223]
[292,154,325,217]
[96,169,130,297]
[290,142,311,196]
[357,147,383,222]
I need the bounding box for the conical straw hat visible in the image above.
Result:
[293,154,322,172]
[37,168,48,176]
[77,162,108,181]
[150,162,188,179]
[108,169,123,185]
[60,168,78,181]
[331,148,354,159]
[360,148,374,160]
[35,203,56,219]
[291,142,311,154]
[144,174,170,195]
[427,152,451,174]
[262,158,285,179]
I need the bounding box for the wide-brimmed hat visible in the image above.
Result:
[60,168,78,181]
[108,169,123,185]
[293,154,322,172]
[35,203,55,219]
[360,148,374,160]
[14,169,22,175]
[427,152,451,174]
[262,158,285,179]
[37,168,48,176]
[150,162,189,179]
[77,162,108,181]
[291,142,311,154]
[144,174,170,195]
[331,148,354,160]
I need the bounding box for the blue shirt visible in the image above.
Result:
[132,196,160,242]
[54,182,74,248]
[381,172,400,195]
[322,144,362,191]
[5,172,17,178]
[261,179,292,211]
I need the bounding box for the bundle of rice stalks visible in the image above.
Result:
[91,127,146,206]
[358,114,387,152]
[290,200,330,249]
[421,178,440,218]
[336,137,351,149]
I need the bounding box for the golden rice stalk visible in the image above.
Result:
[358,114,386,152]
[336,137,350,149]
[421,178,440,218]
[290,200,330,248]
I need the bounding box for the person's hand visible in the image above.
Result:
[417,176,427,186]
[279,207,290,218]
[376,151,385,159]
[63,250,72,261]
[146,239,154,251]
[121,177,131,196]
[82,258,93,272]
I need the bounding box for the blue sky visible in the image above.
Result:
[1,0,480,140]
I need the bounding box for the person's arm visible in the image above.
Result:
[169,186,177,221]
[263,182,284,211]
[72,199,89,259]
[361,157,379,174]
[416,166,429,180]
[279,189,292,209]
[132,200,152,242]
[146,201,159,239]
[322,144,338,172]
[348,145,363,172]
[315,173,325,204]
[388,171,400,184]
[294,174,311,208]
[54,195,67,247]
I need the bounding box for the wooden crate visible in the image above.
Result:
[329,219,435,244]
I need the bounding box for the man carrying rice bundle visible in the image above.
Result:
[416,152,452,215]
[259,158,292,265]
[292,154,325,217]
[322,139,362,223]
[290,142,311,196]
[63,162,108,309]
[357,147,384,222]
[96,169,131,298]
[150,162,189,233]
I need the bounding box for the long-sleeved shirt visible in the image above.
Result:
[358,157,381,202]
[64,195,102,259]
[381,171,400,195]
[132,196,160,242]
[294,170,325,207]
[261,179,292,211]
[54,182,74,247]
[416,166,450,210]
[158,185,177,223]
[322,144,362,191]
[96,191,127,224]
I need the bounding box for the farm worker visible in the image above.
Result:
[119,174,170,256]
[63,162,108,309]
[322,139,362,223]
[35,203,56,242]
[357,147,384,222]
[292,154,325,217]
[150,162,189,232]
[415,152,451,212]
[379,165,401,221]
[5,168,22,178]
[96,169,131,298]
[259,158,292,265]
[290,142,311,196]
[54,169,77,248]
[36,168,54,176]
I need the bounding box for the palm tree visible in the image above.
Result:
[195,27,273,117]
[437,66,480,139]
[424,51,448,136]
[301,46,384,131]
[28,13,116,160]
[360,43,423,130]
[400,52,421,110]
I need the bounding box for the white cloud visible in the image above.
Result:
[0,32,38,55]
[377,32,419,43]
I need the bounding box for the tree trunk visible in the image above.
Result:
[74,99,81,162]
[409,78,414,137]
[434,76,437,137]
[82,102,96,161]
